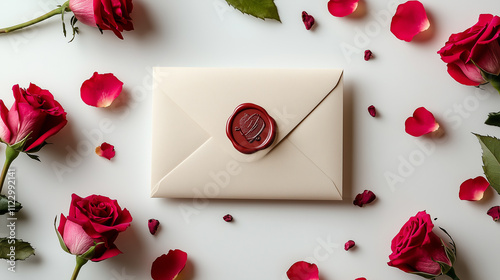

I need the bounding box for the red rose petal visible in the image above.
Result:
[364,50,373,61]
[356,278,367,280]
[459,176,490,201]
[223,214,233,222]
[148,219,160,235]
[328,0,359,17]
[344,240,356,251]
[405,107,439,137]
[302,11,315,30]
[390,1,430,42]
[368,105,376,117]
[81,72,123,107]
[95,142,116,160]
[353,190,376,207]
[487,206,500,221]
[287,261,319,280]
[151,249,188,280]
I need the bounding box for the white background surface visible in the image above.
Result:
[1,0,500,279]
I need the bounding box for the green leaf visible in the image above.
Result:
[0,238,35,260]
[0,195,22,215]
[225,0,281,22]
[485,112,500,127]
[475,134,500,194]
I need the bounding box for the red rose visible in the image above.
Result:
[387,211,454,277]
[69,0,134,39]
[57,194,132,261]
[0,83,67,152]
[438,14,500,86]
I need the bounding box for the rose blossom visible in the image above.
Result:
[57,194,132,261]
[0,83,67,152]
[388,211,457,278]
[69,0,134,39]
[438,14,500,87]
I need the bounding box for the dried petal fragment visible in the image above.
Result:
[368,105,376,117]
[390,1,430,42]
[148,219,160,235]
[95,142,116,160]
[344,240,355,251]
[151,249,188,280]
[364,50,373,61]
[459,176,490,201]
[223,214,233,222]
[81,72,123,107]
[353,190,376,207]
[302,11,315,30]
[404,107,439,137]
[327,0,359,17]
[487,206,500,221]
[287,261,319,280]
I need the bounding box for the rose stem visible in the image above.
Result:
[0,146,19,194]
[0,1,71,34]
[70,256,88,280]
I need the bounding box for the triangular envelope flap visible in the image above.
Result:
[161,68,343,162]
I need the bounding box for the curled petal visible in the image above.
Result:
[95,142,116,160]
[487,206,500,221]
[301,12,315,30]
[151,249,188,280]
[328,0,359,18]
[81,72,123,107]
[148,219,160,235]
[459,176,490,201]
[223,214,233,222]
[390,1,430,42]
[364,50,373,61]
[353,190,376,207]
[368,105,376,117]
[287,261,319,280]
[405,107,439,137]
[344,240,356,251]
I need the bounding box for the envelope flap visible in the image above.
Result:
[157,68,343,162]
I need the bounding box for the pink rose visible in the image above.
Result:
[69,0,134,39]
[57,194,132,261]
[387,211,455,277]
[438,14,500,86]
[0,83,67,152]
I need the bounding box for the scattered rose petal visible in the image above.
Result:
[328,0,359,17]
[404,107,439,137]
[364,50,373,61]
[344,240,356,251]
[95,142,116,160]
[81,72,123,107]
[223,214,233,222]
[287,261,319,280]
[148,219,160,235]
[353,190,376,207]
[151,249,188,280]
[368,105,376,117]
[302,11,315,30]
[390,1,430,42]
[459,176,490,201]
[355,278,367,280]
[487,206,500,221]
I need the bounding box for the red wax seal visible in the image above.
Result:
[226,103,277,154]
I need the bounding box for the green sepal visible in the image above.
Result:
[54,216,70,254]
[9,134,30,153]
[485,111,500,127]
[225,0,281,22]
[409,271,438,279]
[474,133,500,194]
[437,260,452,275]
[26,153,40,162]
[0,238,35,260]
[439,227,457,266]
[79,241,104,260]
[0,195,22,215]
[481,70,500,94]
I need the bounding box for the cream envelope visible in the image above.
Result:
[151,68,343,200]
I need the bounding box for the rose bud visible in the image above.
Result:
[148,219,160,235]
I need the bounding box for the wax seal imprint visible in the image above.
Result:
[226,103,277,154]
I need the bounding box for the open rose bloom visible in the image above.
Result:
[438,14,500,90]
[388,211,460,279]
